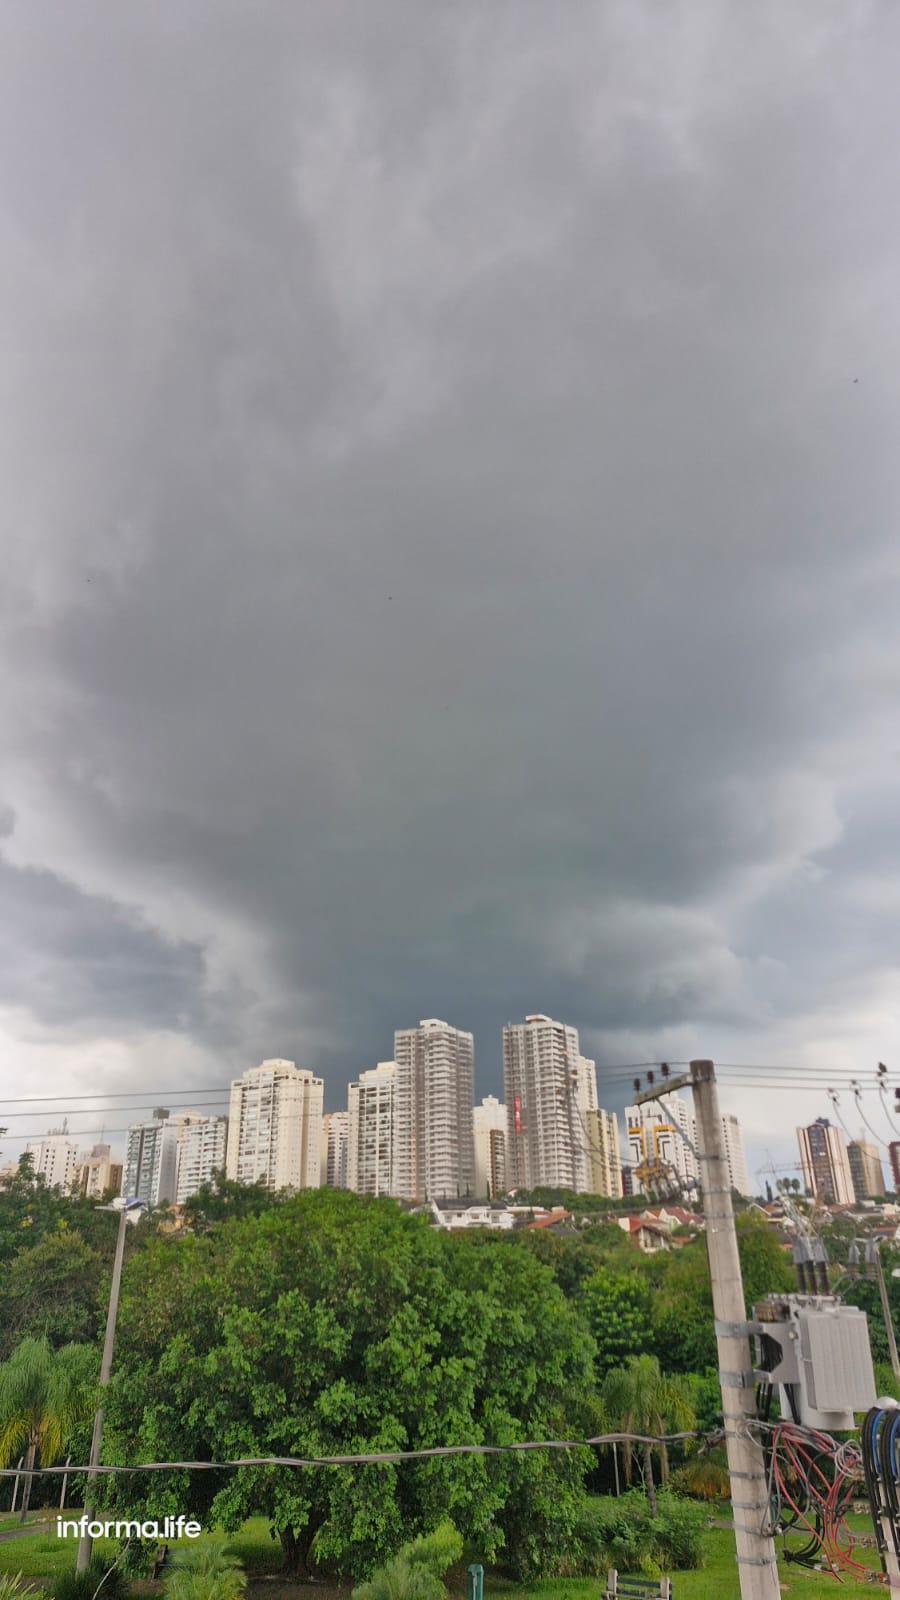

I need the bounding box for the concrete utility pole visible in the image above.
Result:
[637,1061,780,1600]
[690,1061,780,1600]
[77,1198,145,1572]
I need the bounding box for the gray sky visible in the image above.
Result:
[3,0,900,1186]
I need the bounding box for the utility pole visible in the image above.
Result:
[77,1198,145,1572]
[636,1060,780,1600]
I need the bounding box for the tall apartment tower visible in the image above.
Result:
[321,1111,350,1189]
[721,1112,752,1197]
[25,1130,79,1194]
[174,1116,228,1204]
[503,1015,598,1192]
[473,1096,507,1198]
[74,1143,123,1201]
[583,1108,624,1199]
[625,1095,700,1198]
[122,1110,182,1205]
[392,1021,475,1201]
[347,1062,396,1197]
[847,1139,885,1202]
[225,1060,323,1191]
[797,1117,854,1206]
[889,1142,900,1194]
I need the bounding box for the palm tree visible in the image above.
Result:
[601,1353,696,1515]
[0,1337,97,1521]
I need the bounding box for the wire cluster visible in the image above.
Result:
[750,1420,869,1579]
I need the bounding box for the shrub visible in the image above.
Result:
[561,1492,708,1576]
[117,1539,154,1578]
[0,1577,45,1600]
[49,1563,129,1600]
[648,1493,708,1568]
[162,1539,246,1600]
[670,1449,731,1502]
[352,1520,463,1600]
[562,1494,651,1575]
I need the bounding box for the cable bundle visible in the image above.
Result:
[756,1420,870,1580]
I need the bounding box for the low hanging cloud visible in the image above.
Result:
[2,1,900,1181]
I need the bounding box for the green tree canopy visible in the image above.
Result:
[0,1230,103,1359]
[181,1171,282,1234]
[650,1214,795,1372]
[104,1189,596,1582]
[578,1268,654,1378]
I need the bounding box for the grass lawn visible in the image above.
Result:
[486,1523,884,1600]
[0,1512,886,1598]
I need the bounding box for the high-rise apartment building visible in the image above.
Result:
[473,1096,507,1198]
[74,1143,123,1200]
[321,1111,350,1189]
[122,1110,183,1205]
[393,1021,475,1201]
[721,1113,752,1198]
[847,1140,885,1202]
[625,1095,699,1198]
[583,1108,623,1199]
[503,1015,598,1192]
[889,1143,900,1194]
[347,1062,396,1197]
[174,1116,228,1204]
[797,1118,854,1206]
[225,1060,323,1191]
[25,1131,78,1194]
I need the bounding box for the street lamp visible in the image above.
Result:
[76,1197,146,1573]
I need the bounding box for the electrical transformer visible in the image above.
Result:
[753,1293,877,1431]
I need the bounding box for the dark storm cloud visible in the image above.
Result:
[2,0,900,1127]
[0,851,207,1031]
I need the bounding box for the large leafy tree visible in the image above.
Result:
[651,1215,795,1372]
[600,1354,695,1515]
[103,1190,596,1581]
[578,1268,653,1378]
[0,1336,98,1519]
[0,1230,103,1359]
[517,1225,640,1299]
[181,1171,281,1235]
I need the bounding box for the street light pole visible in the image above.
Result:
[76,1199,145,1573]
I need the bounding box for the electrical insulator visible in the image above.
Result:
[647,1071,655,1087]
[661,1062,670,1077]
[878,1061,888,1078]
[633,1079,641,1094]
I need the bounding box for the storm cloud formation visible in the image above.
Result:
[3,1,900,1178]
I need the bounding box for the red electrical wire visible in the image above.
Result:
[767,1423,871,1580]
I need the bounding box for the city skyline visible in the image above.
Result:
[15,1071,900,1211]
[9,1034,900,1200]
[5,1028,811,1211]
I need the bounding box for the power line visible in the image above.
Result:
[0,1431,703,1477]
[0,1099,229,1121]
[0,1087,232,1105]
